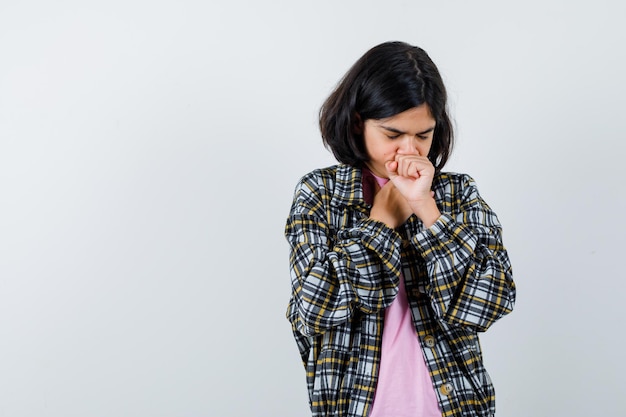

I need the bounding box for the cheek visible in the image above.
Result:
[375,150,393,163]
[380,144,397,158]
[367,138,397,162]
[420,141,433,154]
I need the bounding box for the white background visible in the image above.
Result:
[1,1,625,416]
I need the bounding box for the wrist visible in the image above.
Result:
[369,209,400,229]
[408,197,440,228]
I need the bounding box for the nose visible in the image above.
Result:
[398,135,420,155]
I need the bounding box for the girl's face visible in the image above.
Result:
[362,104,436,178]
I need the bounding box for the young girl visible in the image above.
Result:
[285,41,515,417]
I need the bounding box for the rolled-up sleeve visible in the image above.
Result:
[285,173,403,337]
[412,175,515,332]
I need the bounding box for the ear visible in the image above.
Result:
[352,113,363,135]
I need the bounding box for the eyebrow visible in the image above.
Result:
[379,125,436,135]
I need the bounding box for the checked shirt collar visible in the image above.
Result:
[330,164,378,209]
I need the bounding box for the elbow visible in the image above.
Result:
[474,276,516,332]
[442,270,516,333]
[293,300,353,337]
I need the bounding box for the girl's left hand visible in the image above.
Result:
[385,154,434,201]
[385,154,441,227]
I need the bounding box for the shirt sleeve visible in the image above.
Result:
[412,174,516,332]
[285,173,403,337]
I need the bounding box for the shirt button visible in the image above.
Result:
[439,382,454,396]
[423,335,436,348]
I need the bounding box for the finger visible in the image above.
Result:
[385,160,399,178]
[394,156,407,177]
[405,159,420,179]
[401,156,433,178]
[396,156,420,178]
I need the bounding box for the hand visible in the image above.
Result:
[369,180,414,229]
[385,154,434,201]
[385,155,441,228]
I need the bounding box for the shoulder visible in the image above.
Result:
[433,172,477,194]
[291,164,343,206]
[432,172,488,214]
[292,165,341,203]
[296,165,340,190]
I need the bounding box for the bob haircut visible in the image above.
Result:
[319,41,454,172]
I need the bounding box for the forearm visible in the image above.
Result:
[413,214,515,331]
[408,196,441,228]
[286,215,404,336]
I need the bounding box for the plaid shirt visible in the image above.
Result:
[285,164,515,417]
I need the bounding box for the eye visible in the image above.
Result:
[418,134,429,140]
[386,134,401,139]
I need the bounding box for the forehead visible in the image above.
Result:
[370,105,435,130]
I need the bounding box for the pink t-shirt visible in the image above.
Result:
[368,173,442,417]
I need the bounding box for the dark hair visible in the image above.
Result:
[319,41,454,172]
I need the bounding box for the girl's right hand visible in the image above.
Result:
[369,181,414,229]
